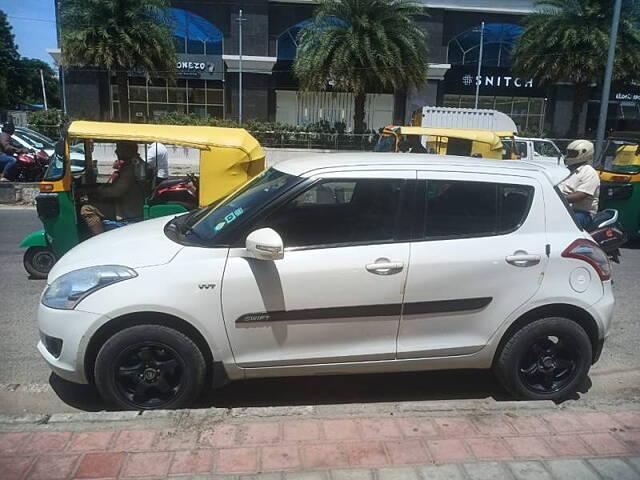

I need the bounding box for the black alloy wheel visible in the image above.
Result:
[95,325,206,410]
[517,335,579,394]
[494,317,592,401]
[113,343,185,409]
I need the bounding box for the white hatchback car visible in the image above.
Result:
[37,154,614,410]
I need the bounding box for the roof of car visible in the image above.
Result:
[275,153,570,185]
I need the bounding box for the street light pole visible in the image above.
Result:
[55,0,67,115]
[595,0,622,158]
[40,69,48,110]
[474,21,485,109]
[237,9,246,124]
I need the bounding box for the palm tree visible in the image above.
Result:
[294,0,428,133]
[60,0,177,121]
[513,0,640,136]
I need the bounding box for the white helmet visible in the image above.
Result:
[565,139,594,166]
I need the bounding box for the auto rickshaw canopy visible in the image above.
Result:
[66,121,266,206]
[392,126,504,151]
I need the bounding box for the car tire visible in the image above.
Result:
[494,317,592,401]
[23,247,56,279]
[94,325,206,410]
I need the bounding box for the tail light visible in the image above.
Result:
[562,239,611,281]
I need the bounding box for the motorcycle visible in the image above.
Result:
[148,172,199,211]
[12,150,49,182]
[586,209,627,263]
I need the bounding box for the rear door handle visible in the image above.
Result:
[505,254,541,267]
[365,261,404,275]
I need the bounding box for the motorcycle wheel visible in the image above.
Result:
[24,247,56,279]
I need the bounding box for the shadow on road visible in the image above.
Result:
[47,368,592,412]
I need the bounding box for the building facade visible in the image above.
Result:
[58,0,639,136]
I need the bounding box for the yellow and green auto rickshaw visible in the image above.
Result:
[20,121,265,278]
[597,131,640,239]
[374,125,505,159]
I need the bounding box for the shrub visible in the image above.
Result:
[26,109,68,139]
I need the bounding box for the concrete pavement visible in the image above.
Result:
[1,404,640,479]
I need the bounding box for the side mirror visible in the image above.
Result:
[245,228,284,261]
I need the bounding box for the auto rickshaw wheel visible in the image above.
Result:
[24,247,56,279]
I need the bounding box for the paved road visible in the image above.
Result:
[0,206,639,414]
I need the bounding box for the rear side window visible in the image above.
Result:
[422,180,534,239]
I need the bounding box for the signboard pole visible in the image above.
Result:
[596,0,622,158]
[237,9,246,124]
[474,21,485,109]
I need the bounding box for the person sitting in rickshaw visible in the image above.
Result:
[80,141,144,236]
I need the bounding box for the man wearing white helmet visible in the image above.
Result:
[559,139,600,228]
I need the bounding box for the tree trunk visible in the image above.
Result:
[569,84,591,138]
[116,70,130,122]
[353,92,366,134]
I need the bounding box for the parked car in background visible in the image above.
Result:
[37,154,613,410]
[13,127,85,172]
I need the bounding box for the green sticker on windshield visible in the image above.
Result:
[214,222,226,232]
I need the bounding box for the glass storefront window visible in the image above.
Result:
[528,99,543,115]
[478,97,495,110]
[111,78,224,121]
[148,83,168,103]
[168,85,187,104]
[207,89,223,104]
[129,86,147,102]
[191,88,207,104]
[207,105,224,118]
[512,98,529,116]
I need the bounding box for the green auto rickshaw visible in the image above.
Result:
[596,131,640,239]
[20,121,266,278]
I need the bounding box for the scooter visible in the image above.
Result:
[586,209,627,263]
[12,150,49,182]
[148,173,199,210]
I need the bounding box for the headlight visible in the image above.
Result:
[42,265,137,310]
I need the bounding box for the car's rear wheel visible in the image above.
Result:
[23,247,56,279]
[494,317,592,401]
[94,325,206,410]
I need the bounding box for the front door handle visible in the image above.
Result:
[505,253,541,267]
[366,260,404,275]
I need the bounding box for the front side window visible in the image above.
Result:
[43,140,67,181]
[423,180,534,238]
[534,141,559,157]
[264,178,405,248]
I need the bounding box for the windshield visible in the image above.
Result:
[176,168,302,244]
[598,140,640,174]
[15,129,55,150]
[43,141,66,181]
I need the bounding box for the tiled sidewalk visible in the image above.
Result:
[1,410,639,479]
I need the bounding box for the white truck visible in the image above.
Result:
[415,106,564,166]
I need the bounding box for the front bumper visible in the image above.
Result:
[37,303,103,384]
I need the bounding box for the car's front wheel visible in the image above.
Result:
[494,317,592,401]
[94,325,206,410]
